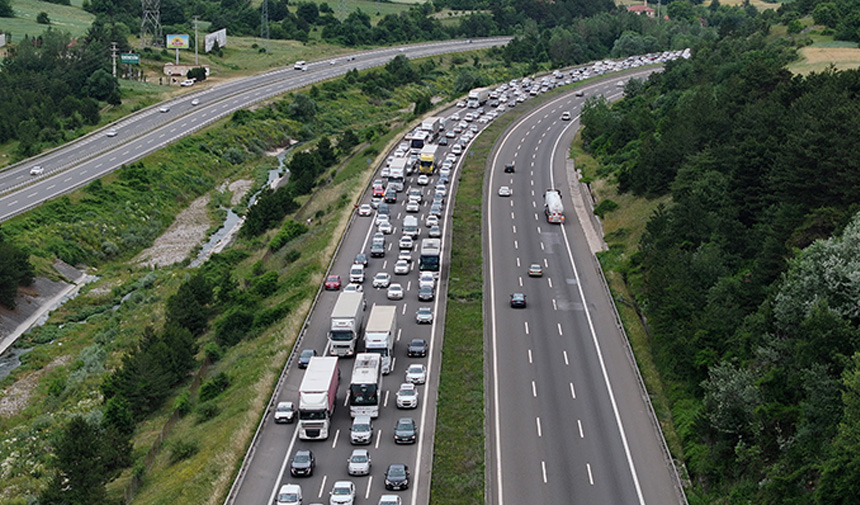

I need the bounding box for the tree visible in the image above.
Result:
[296,1,319,24]
[0,0,13,17]
[0,241,35,309]
[37,11,50,24]
[85,68,120,103]
[187,67,207,82]
[39,417,113,504]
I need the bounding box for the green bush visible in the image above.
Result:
[174,391,192,416]
[198,372,230,402]
[214,308,255,347]
[169,438,198,464]
[195,401,220,423]
[284,250,301,264]
[204,342,223,362]
[594,199,619,218]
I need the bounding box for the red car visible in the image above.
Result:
[372,184,385,197]
[325,274,342,290]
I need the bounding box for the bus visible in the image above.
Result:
[419,238,441,273]
[407,130,429,154]
[419,145,437,174]
[349,353,382,418]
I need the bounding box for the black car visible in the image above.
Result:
[370,242,385,258]
[298,349,317,368]
[504,162,515,173]
[418,285,435,301]
[384,190,397,203]
[393,418,417,444]
[510,293,527,308]
[407,338,427,358]
[385,463,410,491]
[354,253,368,266]
[290,449,315,477]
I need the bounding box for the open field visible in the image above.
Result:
[791,45,860,74]
[0,0,95,38]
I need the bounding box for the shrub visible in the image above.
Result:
[269,220,309,251]
[169,438,198,464]
[284,250,301,264]
[594,199,619,218]
[214,308,254,347]
[204,342,223,362]
[174,391,192,416]
[195,401,220,423]
[37,12,50,24]
[198,372,230,402]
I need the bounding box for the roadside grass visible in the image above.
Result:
[571,135,684,464]
[0,0,95,38]
[300,0,413,21]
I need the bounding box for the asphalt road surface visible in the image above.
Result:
[484,70,686,505]
[0,37,510,223]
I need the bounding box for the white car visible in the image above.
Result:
[416,306,433,324]
[617,80,625,87]
[396,383,419,409]
[451,144,462,155]
[330,480,356,505]
[358,204,372,216]
[387,283,404,300]
[425,215,439,228]
[561,111,571,121]
[399,236,413,250]
[180,79,195,87]
[158,105,170,113]
[373,272,391,288]
[405,201,420,213]
[274,401,296,423]
[378,495,402,505]
[106,129,118,137]
[419,271,435,289]
[417,174,430,185]
[451,112,460,121]
[498,186,512,197]
[347,449,371,476]
[376,214,390,226]
[344,283,363,292]
[277,484,302,505]
[191,98,200,106]
[29,165,44,176]
[378,221,393,235]
[428,225,442,238]
[394,259,411,275]
[398,250,412,262]
[405,364,427,384]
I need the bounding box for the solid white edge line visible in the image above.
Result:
[266,426,300,505]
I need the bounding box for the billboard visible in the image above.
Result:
[120,53,140,64]
[204,28,227,52]
[166,34,190,49]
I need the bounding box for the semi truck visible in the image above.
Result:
[421,117,442,139]
[298,357,340,440]
[364,305,397,375]
[418,144,437,175]
[544,189,565,223]
[467,87,490,108]
[328,291,367,356]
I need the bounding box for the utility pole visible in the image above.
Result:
[193,16,199,65]
[260,0,269,52]
[111,41,118,77]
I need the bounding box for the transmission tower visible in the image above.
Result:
[260,0,269,45]
[141,0,163,48]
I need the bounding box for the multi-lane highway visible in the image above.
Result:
[485,71,685,505]
[0,37,510,222]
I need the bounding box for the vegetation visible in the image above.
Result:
[0,239,34,309]
[580,23,860,503]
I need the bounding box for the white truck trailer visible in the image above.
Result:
[328,291,367,357]
[363,305,397,375]
[298,357,339,440]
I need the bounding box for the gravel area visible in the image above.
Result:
[134,195,212,268]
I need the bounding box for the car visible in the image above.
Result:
[407,338,427,357]
[158,105,170,113]
[358,204,372,216]
[399,236,413,250]
[416,307,433,324]
[428,225,442,238]
[325,275,342,290]
[396,383,419,409]
[469,125,479,133]
[355,253,368,266]
[370,242,385,258]
[387,283,404,300]
[429,203,443,216]
[393,418,417,444]
[451,112,461,121]
[419,271,435,289]
[397,250,412,262]
[498,186,512,197]
[445,130,456,138]
[451,144,462,155]
[376,213,390,226]
[574,89,584,97]
[106,129,118,137]
[426,215,439,228]
[290,449,315,477]
[405,363,427,384]
[528,264,543,277]
[405,201,420,213]
[378,221,393,235]
[417,174,430,185]
[350,415,373,445]
[180,78,195,86]
[329,481,355,505]
[438,137,448,146]
[373,272,391,288]
[191,98,200,106]
[418,284,434,301]
[394,259,411,275]
[434,184,447,196]
[510,292,527,308]
[378,495,402,505]
[277,484,302,505]
[347,449,371,476]
[330,59,337,65]
[29,166,44,176]
[370,196,382,209]
[384,190,397,203]
[298,349,317,368]
[384,463,410,491]
[275,401,297,423]
[617,80,625,87]
[344,283,363,292]
[456,100,466,107]
[504,162,515,173]
[561,111,571,121]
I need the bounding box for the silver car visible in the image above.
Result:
[347,449,371,476]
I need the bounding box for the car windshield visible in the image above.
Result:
[399,389,415,396]
[396,421,413,430]
[333,487,350,495]
[409,366,422,373]
[278,404,292,412]
[351,454,368,462]
[388,466,406,478]
[294,453,310,463]
[279,493,297,501]
[353,423,370,432]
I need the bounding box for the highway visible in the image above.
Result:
[485,71,685,505]
[0,37,509,223]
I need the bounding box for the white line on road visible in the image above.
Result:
[540,242,544,250]
[375,429,382,449]
[536,417,542,437]
[552,299,557,311]
[544,258,548,267]
[578,419,584,438]
[587,463,594,485]
[318,475,328,498]
[570,382,576,399]
[528,349,533,364]
[514,240,518,249]
[95,163,103,168]
[27,192,37,198]
[557,323,563,335]
[109,157,116,162]
[563,351,569,365]
[524,322,529,335]
[518,277,523,287]
[548,277,553,288]
[64,177,72,182]
[384,390,389,408]
[542,461,548,483]
[331,429,340,449]
[47,184,55,190]
[512,225,517,234]
[516,257,520,267]
[80,170,87,175]
[531,381,537,397]
[365,477,373,499]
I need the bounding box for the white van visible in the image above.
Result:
[277,484,302,505]
[350,415,373,444]
[294,60,307,71]
[349,264,365,284]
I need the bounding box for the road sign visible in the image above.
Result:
[120,53,140,64]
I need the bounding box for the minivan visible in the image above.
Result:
[277,484,303,504]
[349,264,365,284]
[351,415,373,445]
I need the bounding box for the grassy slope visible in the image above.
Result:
[0,0,95,39]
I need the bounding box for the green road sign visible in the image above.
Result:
[121,53,140,64]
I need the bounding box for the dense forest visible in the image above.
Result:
[582,27,860,504]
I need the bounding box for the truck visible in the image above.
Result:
[298,357,339,440]
[544,189,565,223]
[364,305,397,375]
[418,144,437,175]
[328,291,367,357]
[467,87,490,108]
[388,157,407,192]
[419,238,441,275]
[420,117,442,139]
[402,216,420,239]
[349,353,382,418]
